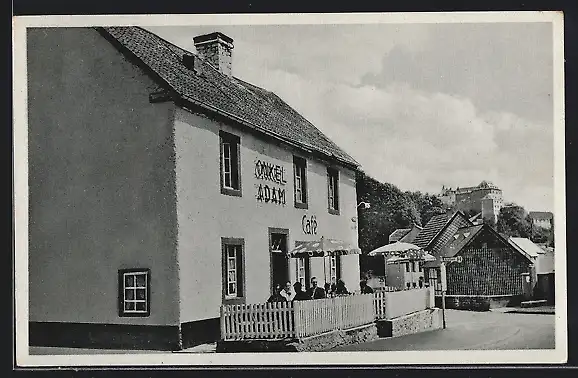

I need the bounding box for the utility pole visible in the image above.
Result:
[440,262,447,329]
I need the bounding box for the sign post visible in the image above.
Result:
[440,262,447,329]
[439,256,463,329]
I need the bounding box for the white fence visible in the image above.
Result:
[294,294,375,338]
[377,287,433,319]
[220,302,295,340]
[220,288,434,340]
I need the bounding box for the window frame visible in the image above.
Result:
[293,156,308,209]
[118,268,151,318]
[221,237,246,305]
[329,255,341,284]
[296,257,307,287]
[327,167,340,215]
[219,130,242,197]
[294,241,312,290]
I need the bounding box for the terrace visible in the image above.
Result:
[219,287,436,346]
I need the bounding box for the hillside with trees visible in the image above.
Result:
[355,171,449,275]
[496,204,554,247]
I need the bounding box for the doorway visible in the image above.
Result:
[269,228,289,295]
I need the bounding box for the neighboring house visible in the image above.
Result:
[28,27,361,350]
[388,224,422,244]
[508,237,542,266]
[529,211,554,230]
[509,238,555,304]
[426,224,533,297]
[413,210,474,256]
[386,259,425,290]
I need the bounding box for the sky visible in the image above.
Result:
[147,22,555,212]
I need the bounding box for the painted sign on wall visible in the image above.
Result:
[254,159,287,185]
[302,214,318,235]
[255,159,287,206]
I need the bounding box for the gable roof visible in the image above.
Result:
[98,26,359,169]
[413,213,451,248]
[440,224,484,258]
[442,224,534,262]
[508,237,542,260]
[399,224,423,243]
[468,212,482,223]
[388,228,411,243]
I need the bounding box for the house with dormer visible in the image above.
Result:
[27,27,362,350]
[414,211,533,306]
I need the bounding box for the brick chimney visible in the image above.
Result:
[193,32,234,77]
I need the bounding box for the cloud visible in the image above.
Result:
[251,68,553,211]
[146,24,554,212]
[360,23,553,125]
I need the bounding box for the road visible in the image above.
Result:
[333,309,555,351]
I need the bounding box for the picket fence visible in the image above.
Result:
[220,288,433,340]
[220,301,295,340]
[293,294,375,338]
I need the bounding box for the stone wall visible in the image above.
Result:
[377,308,442,338]
[216,323,377,353]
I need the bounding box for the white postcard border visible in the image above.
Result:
[13,11,567,367]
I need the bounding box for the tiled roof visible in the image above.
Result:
[399,225,422,243]
[413,213,451,248]
[388,228,411,243]
[98,27,359,168]
[440,225,484,258]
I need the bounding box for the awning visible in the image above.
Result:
[368,242,423,256]
[287,237,361,258]
[386,251,436,265]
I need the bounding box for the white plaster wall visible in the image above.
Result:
[174,107,359,323]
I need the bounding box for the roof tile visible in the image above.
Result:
[99,27,359,168]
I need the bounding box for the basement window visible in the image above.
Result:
[119,269,150,317]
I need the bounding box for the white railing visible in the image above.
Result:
[220,288,434,340]
[220,302,295,340]
[382,287,431,319]
[294,294,375,338]
[374,291,388,319]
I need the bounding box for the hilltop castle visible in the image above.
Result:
[438,181,504,224]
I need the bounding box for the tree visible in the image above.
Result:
[482,216,497,230]
[496,205,532,238]
[356,171,421,255]
[531,224,555,247]
[405,191,448,226]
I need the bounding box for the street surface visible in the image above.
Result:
[333,309,555,351]
[29,309,555,355]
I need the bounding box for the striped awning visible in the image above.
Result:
[287,237,361,258]
[386,251,436,265]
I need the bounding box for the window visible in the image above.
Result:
[222,238,245,304]
[293,156,308,209]
[327,168,340,214]
[118,269,150,317]
[411,261,416,272]
[418,262,423,272]
[330,255,338,284]
[219,131,241,196]
[405,262,410,273]
[297,257,307,286]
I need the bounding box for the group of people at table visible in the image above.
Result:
[267,276,375,303]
